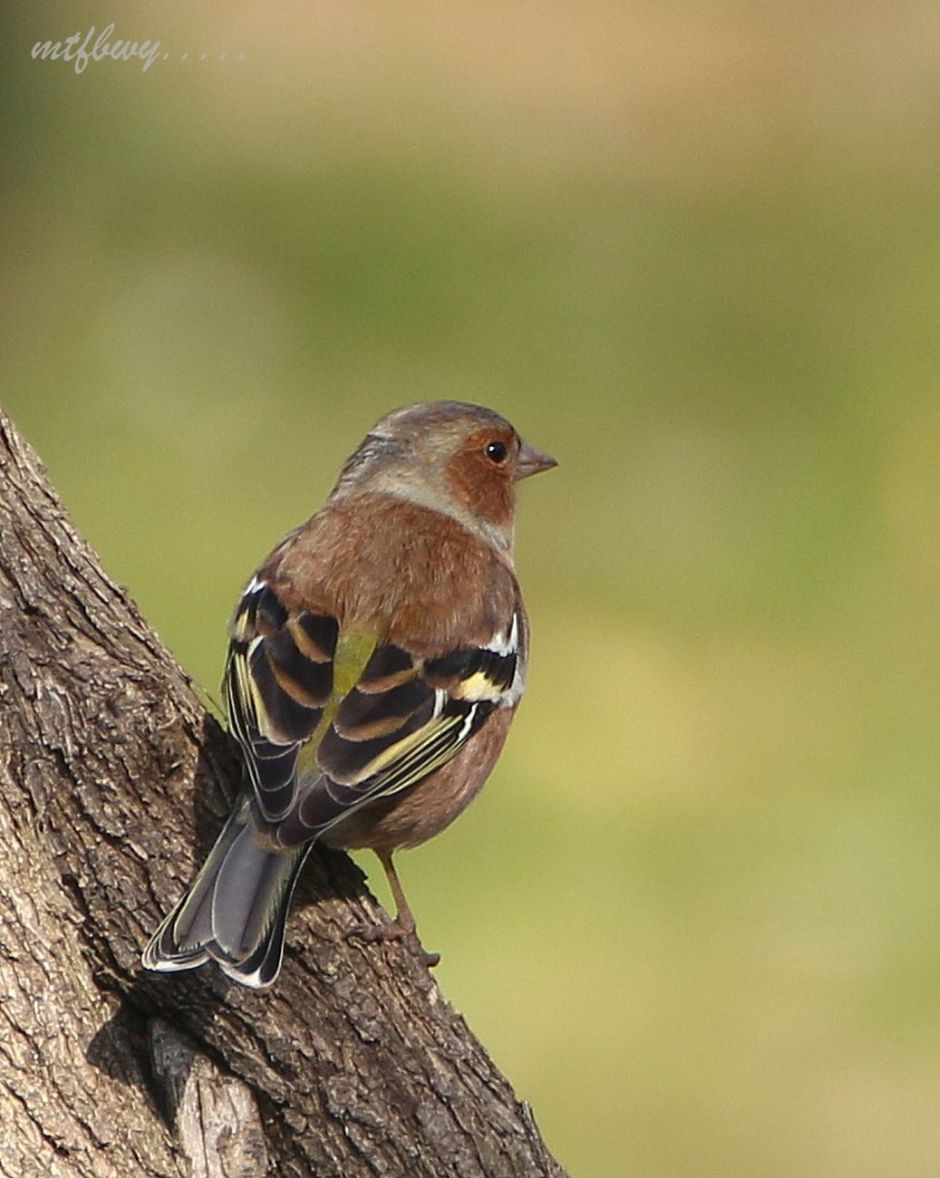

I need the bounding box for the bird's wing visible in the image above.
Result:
[225,577,340,824]
[224,576,525,846]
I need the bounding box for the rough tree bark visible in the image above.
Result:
[0,410,568,1178]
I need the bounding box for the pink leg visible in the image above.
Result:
[347,849,440,967]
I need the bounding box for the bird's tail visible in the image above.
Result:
[141,800,310,989]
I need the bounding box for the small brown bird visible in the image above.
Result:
[142,401,555,987]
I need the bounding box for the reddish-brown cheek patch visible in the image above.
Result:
[444,430,515,527]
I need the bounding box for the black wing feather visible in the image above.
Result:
[225,578,524,848]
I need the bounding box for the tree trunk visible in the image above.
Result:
[0,410,567,1178]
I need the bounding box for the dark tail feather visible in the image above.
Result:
[142,801,310,989]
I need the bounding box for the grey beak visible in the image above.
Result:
[515,439,558,481]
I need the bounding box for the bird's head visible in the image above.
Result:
[334,400,556,549]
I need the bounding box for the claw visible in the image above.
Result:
[346,918,440,967]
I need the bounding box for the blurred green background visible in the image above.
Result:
[5,4,940,1175]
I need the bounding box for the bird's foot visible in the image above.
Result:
[346,918,441,968]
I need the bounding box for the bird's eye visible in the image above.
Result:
[484,440,508,464]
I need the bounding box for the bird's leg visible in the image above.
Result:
[346,849,440,967]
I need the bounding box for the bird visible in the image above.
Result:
[142,400,556,988]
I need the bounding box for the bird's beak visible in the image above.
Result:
[514,439,558,481]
